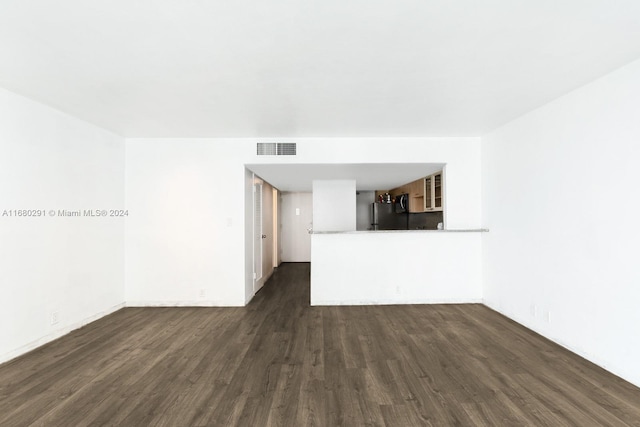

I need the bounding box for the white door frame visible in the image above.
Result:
[253,177,264,293]
[253,175,278,295]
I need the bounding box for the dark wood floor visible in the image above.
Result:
[2,263,640,426]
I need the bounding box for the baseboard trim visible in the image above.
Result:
[482,300,640,389]
[0,302,125,366]
[125,300,245,307]
[311,298,483,306]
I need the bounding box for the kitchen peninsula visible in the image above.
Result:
[310,177,486,306]
[310,229,486,305]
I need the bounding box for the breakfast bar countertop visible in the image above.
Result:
[312,229,489,234]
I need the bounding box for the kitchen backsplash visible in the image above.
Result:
[408,211,444,230]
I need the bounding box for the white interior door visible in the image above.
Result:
[281,192,313,262]
[254,177,276,294]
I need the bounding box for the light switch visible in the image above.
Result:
[295,208,300,216]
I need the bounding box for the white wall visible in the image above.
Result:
[125,137,481,306]
[311,232,482,305]
[482,58,640,387]
[125,140,248,306]
[0,88,125,363]
[312,180,356,232]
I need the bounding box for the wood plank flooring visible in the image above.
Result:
[1,262,640,426]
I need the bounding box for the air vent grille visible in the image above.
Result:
[257,142,297,156]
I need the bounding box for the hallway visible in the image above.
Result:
[1,263,640,426]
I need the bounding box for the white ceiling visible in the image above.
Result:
[1,1,640,137]
[248,163,444,192]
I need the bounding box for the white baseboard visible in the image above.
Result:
[245,292,255,305]
[125,300,245,307]
[0,302,125,366]
[311,298,483,306]
[483,300,640,389]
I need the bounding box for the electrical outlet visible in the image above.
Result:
[199,288,206,299]
[50,311,59,326]
[545,310,551,323]
[530,304,537,317]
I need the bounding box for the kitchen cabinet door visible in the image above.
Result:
[407,178,425,212]
[433,172,443,210]
[409,180,422,197]
[424,172,443,212]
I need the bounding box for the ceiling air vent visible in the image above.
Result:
[257,142,297,156]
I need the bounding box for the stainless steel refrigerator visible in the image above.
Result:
[371,203,408,230]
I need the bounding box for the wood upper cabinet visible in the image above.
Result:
[424,172,443,211]
[409,180,422,197]
[389,184,408,198]
[389,177,424,213]
[406,179,424,212]
[434,173,443,209]
[379,171,443,213]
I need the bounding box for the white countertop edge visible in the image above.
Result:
[312,228,489,235]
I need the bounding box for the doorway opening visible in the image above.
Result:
[252,175,281,295]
